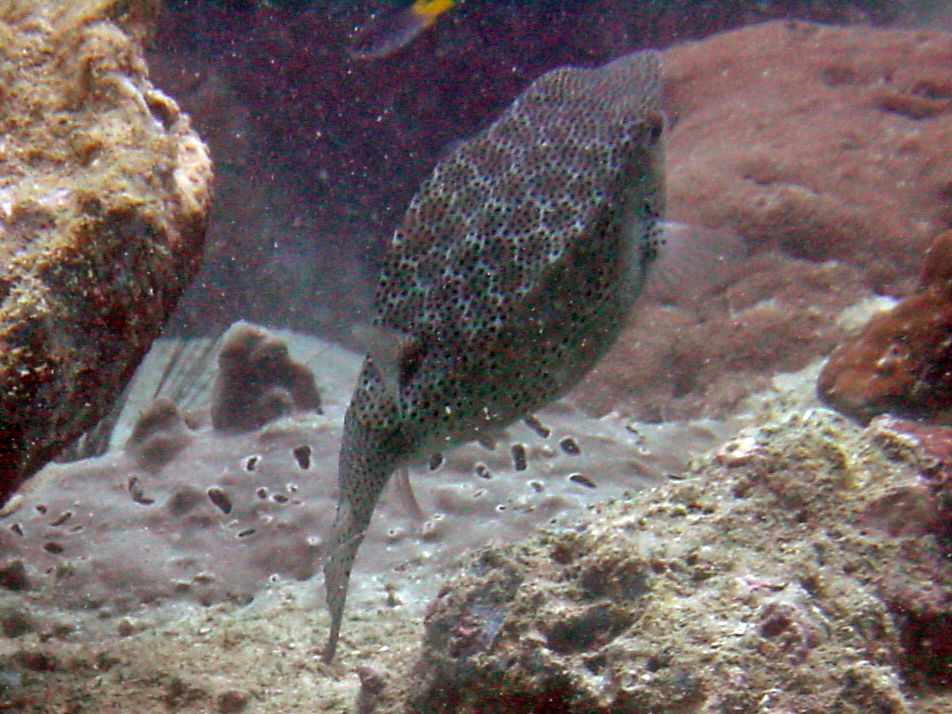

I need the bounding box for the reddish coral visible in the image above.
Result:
[818,231,952,423]
[210,322,322,432]
[856,416,952,687]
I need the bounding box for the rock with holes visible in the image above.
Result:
[0,0,212,504]
[0,401,329,614]
[0,327,728,632]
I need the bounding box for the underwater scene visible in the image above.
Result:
[6,0,952,710]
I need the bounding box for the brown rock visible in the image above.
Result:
[124,396,194,469]
[210,321,322,432]
[665,20,952,286]
[818,231,952,422]
[0,0,212,503]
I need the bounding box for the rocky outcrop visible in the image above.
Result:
[818,230,952,423]
[407,409,952,712]
[0,0,212,502]
[211,321,322,432]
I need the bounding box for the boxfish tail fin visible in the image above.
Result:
[321,501,365,664]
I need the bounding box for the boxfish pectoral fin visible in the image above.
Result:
[393,466,424,520]
[642,221,747,304]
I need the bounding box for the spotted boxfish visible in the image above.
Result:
[322,49,665,662]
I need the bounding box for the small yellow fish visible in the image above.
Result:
[349,0,456,60]
[321,49,665,663]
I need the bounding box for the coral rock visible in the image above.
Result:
[575,17,952,420]
[818,231,952,422]
[408,410,952,712]
[0,1,212,504]
[210,322,322,432]
[665,20,952,287]
[124,397,194,470]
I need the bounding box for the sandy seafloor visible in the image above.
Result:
[4,323,947,713]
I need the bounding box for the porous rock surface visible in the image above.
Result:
[575,20,952,421]
[0,0,212,502]
[0,325,724,629]
[407,408,952,713]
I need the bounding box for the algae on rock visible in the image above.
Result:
[408,409,947,713]
[0,0,212,502]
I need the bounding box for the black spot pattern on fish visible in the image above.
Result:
[322,49,665,663]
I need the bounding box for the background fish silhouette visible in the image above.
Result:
[349,0,457,60]
[322,48,665,663]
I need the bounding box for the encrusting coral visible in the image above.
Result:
[818,230,952,423]
[0,0,212,503]
[210,321,322,432]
